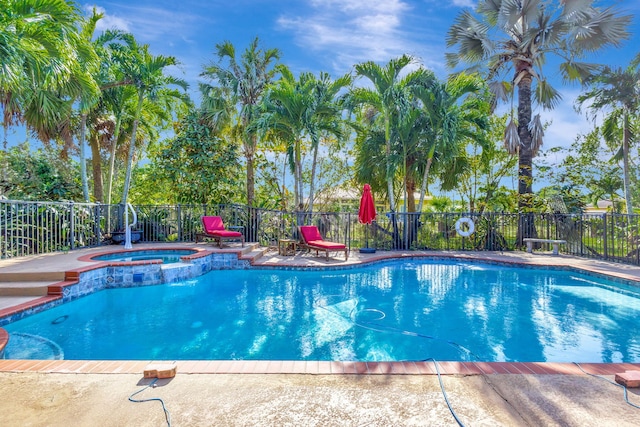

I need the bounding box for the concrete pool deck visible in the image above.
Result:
[1,244,640,425]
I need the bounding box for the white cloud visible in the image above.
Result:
[309,0,410,14]
[83,3,200,44]
[452,0,475,8]
[539,88,594,152]
[277,0,442,73]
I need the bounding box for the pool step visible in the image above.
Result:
[0,281,51,297]
[240,248,265,263]
[0,271,65,282]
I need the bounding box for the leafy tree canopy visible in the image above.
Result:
[150,112,242,205]
[0,143,82,201]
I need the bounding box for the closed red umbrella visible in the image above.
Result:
[358,184,376,224]
[358,184,377,252]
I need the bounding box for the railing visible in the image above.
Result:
[1,199,639,265]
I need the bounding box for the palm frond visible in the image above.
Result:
[534,79,562,110]
[560,0,594,20]
[488,80,511,104]
[446,11,491,63]
[559,61,600,83]
[528,114,544,156]
[504,118,520,154]
[569,6,632,52]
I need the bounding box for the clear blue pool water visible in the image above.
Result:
[4,259,640,362]
[91,249,197,264]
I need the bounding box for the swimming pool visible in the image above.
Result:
[91,249,198,264]
[4,259,640,362]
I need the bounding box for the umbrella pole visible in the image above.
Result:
[365,223,369,248]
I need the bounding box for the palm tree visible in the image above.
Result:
[446,0,631,241]
[350,55,433,213]
[1,0,84,136]
[258,68,350,215]
[413,73,489,213]
[577,53,640,215]
[75,8,104,202]
[349,56,434,248]
[257,66,314,212]
[115,42,189,204]
[304,71,351,214]
[201,37,281,208]
[93,30,137,205]
[1,1,103,203]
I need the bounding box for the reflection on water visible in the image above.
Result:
[4,260,640,362]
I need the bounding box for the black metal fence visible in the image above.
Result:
[1,199,639,265]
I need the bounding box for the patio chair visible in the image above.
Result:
[196,216,244,248]
[298,225,348,260]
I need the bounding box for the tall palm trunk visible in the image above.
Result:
[105,114,123,206]
[79,113,90,202]
[417,148,435,213]
[405,159,416,212]
[245,133,257,208]
[295,138,303,210]
[89,133,103,202]
[308,138,319,215]
[384,116,396,212]
[405,158,418,248]
[384,115,401,248]
[121,91,144,204]
[516,75,537,244]
[622,112,633,215]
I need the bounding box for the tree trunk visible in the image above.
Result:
[384,115,401,248]
[622,111,633,216]
[308,138,319,214]
[245,134,256,208]
[295,138,303,211]
[384,116,396,212]
[79,113,90,202]
[405,160,418,248]
[405,159,416,213]
[90,133,103,202]
[121,91,144,204]
[417,156,433,213]
[516,75,538,244]
[105,115,122,206]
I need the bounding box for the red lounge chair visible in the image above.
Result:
[298,225,348,260]
[196,216,244,248]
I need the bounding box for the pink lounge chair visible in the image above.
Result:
[196,216,244,248]
[298,225,348,260]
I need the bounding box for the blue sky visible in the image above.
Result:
[85,0,640,157]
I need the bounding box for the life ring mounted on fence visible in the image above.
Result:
[455,217,475,237]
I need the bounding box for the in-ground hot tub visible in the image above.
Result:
[91,249,198,264]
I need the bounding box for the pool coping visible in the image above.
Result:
[2,246,640,376]
[1,359,639,377]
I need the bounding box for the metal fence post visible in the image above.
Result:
[603,214,608,260]
[69,202,75,250]
[445,213,450,251]
[94,202,101,246]
[347,212,351,251]
[177,204,182,241]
